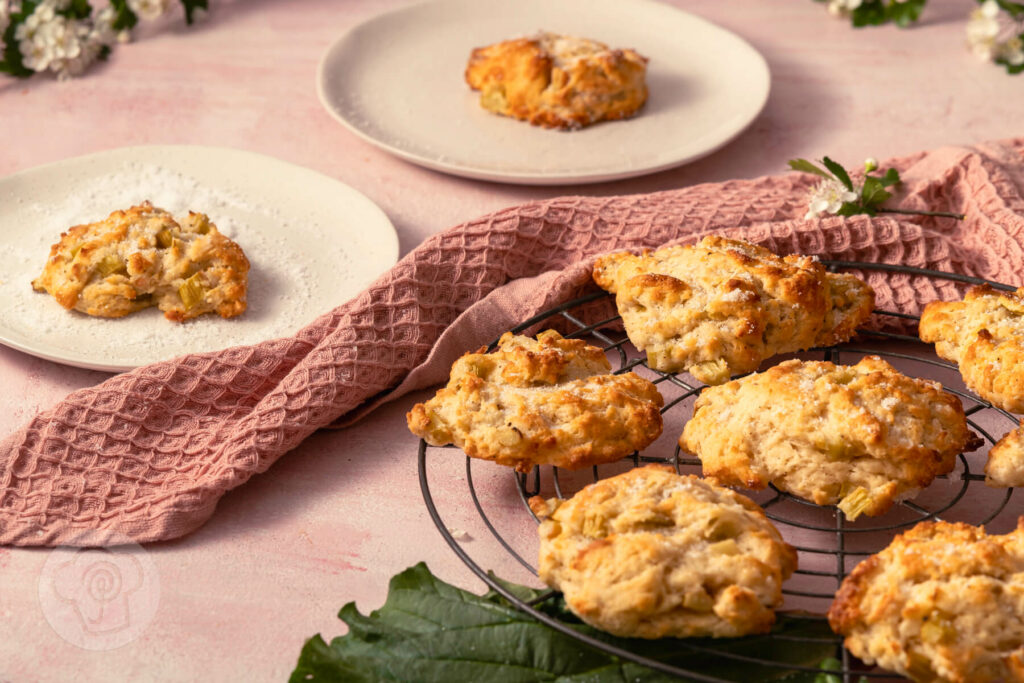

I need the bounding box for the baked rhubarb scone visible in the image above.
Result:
[680,356,979,520]
[592,236,875,384]
[530,464,796,638]
[920,285,1024,413]
[829,519,1024,683]
[32,202,249,322]
[465,31,648,130]
[407,330,663,472]
[987,420,1024,488]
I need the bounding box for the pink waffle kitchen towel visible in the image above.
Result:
[2,139,1024,546]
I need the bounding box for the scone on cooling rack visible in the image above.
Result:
[406,330,663,473]
[680,356,980,520]
[592,236,874,385]
[32,202,249,322]
[465,31,648,130]
[987,420,1024,488]
[529,464,796,639]
[920,284,1024,414]
[829,519,1024,683]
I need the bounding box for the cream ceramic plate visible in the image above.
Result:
[0,146,398,372]
[317,0,770,185]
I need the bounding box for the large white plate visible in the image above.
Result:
[0,146,398,372]
[317,0,770,185]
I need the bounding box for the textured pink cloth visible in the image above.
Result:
[2,140,1023,547]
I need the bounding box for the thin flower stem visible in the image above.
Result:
[877,207,965,220]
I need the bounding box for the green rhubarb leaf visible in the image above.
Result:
[291,562,839,683]
[821,157,854,191]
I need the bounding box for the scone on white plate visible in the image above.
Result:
[680,356,980,520]
[592,236,874,385]
[406,330,664,472]
[32,202,249,322]
[530,464,796,639]
[465,31,648,130]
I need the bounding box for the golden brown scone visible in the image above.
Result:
[465,31,648,130]
[829,519,1024,683]
[406,330,663,472]
[920,285,1024,414]
[987,420,1024,488]
[592,236,875,385]
[680,356,979,520]
[32,202,249,322]
[530,464,796,639]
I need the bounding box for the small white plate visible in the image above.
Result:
[0,146,398,372]
[317,0,770,185]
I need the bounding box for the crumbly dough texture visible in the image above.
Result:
[680,356,978,519]
[530,464,796,639]
[920,285,1024,414]
[829,519,1024,683]
[406,330,664,472]
[592,236,875,385]
[465,31,648,130]
[987,420,1024,488]
[32,202,249,322]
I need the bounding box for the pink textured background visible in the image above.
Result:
[1,0,1023,680]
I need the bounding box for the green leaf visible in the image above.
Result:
[822,157,854,191]
[788,159,833,180]
[813,657,842,683]
[887,0,926,27]
[851,1,888,26]
[61,0,92,20]
[995,0,1024,20]
[291,562,839,683]
[109,0,139,31]
[860,176,893,208]
[834,202,871,217]
[877,167,901,188]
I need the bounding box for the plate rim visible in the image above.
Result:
[0,144,400,373]
[316,0,771,185]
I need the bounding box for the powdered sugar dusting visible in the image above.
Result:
[0,162,351,370]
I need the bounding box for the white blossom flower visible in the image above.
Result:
[10,0,117,79]
[805,178,859,220]
[127,0,171,21]
[827,0,862,18]
[967,0,1003,60]
[998,35,1024,66]
[91,6,119,45]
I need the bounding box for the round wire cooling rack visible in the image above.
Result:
[417,261,1021,682]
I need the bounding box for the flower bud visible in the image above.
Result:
[864,158,878,173]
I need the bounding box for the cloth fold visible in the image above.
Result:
[2,139,1023,546]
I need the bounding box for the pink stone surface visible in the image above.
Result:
[0,0,1021,680]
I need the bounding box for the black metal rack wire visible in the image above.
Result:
[417,262,1021,682]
